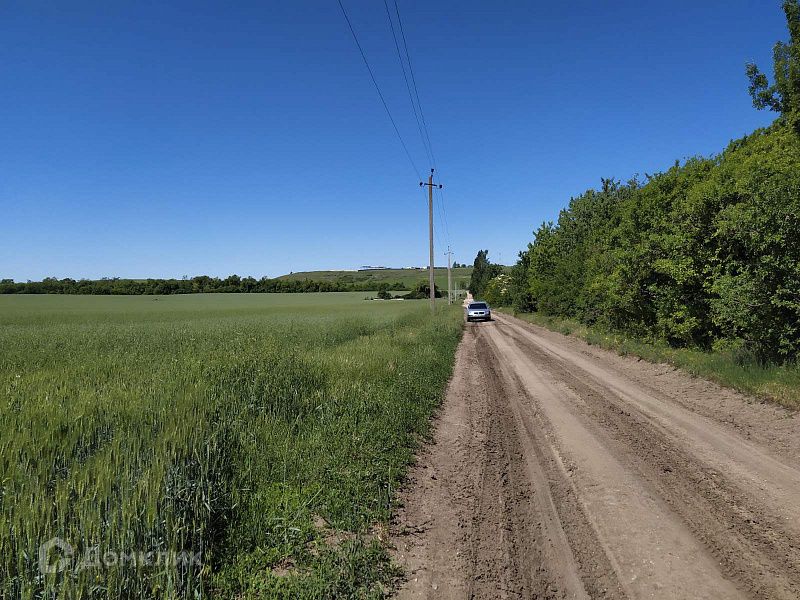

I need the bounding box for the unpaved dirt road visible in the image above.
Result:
[391,313,800,599]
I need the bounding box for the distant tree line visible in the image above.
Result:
[0,276,407,295]
[479,2,800,364]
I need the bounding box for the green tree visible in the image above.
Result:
[746,1,800,129]
[469,250,501,298]
[376,283,392,300]
[484,273,512,306]
[403,281,442,299]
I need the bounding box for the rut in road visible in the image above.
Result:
[391,312,800,599]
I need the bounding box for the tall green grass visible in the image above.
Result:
[0,294,463,598]
[500,308,800,410]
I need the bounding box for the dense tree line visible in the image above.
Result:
[0,276,406,295]
[503,124,800,363]
[494,2,800,363]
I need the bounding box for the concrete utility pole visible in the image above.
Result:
[420,168,442,314]
[445,246,453,305]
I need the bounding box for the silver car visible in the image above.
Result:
[466,301,491,322]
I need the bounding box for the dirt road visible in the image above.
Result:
[391,312,800,599]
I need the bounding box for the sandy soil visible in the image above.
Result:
[391,312,800,599]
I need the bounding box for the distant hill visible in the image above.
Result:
[276,267,474,290]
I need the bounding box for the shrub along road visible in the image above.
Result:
[392,312,800,599]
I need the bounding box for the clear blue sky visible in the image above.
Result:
[1,1,785,280]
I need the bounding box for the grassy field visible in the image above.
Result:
[276,267,474,291]
[500,308,800,411]
[0,293,463,598]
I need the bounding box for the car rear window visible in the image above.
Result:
[470,302,488,309]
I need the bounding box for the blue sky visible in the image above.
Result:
[1,1,786,280]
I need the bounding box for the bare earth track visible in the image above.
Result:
[391,313,800,599]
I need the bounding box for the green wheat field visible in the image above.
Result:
[0,293,462,598]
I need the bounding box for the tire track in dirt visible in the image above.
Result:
[464,338,551,599]
[494,314,800,598]
[393,326,617,599]
[485,321,744,599]
[496,315,800,526]
[477,333,623,599]
[392,314,800,599]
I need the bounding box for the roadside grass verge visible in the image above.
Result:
[0,294,463,598]
[498,308,800,411]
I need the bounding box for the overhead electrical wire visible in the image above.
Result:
[391,0,452,249]
[383,0,434,169]
[436,185,451,242]
[339,0,453,258]
[337,0,421,180]
[393,0,436,168]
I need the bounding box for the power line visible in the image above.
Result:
[435,184,451,242]
[393,1,452,248]
[382,0,434,168]
[393,0,436,168]
[428,168,450,249]
[431,180,447,243]
[338,0,452,262]
[337,0,421,180]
